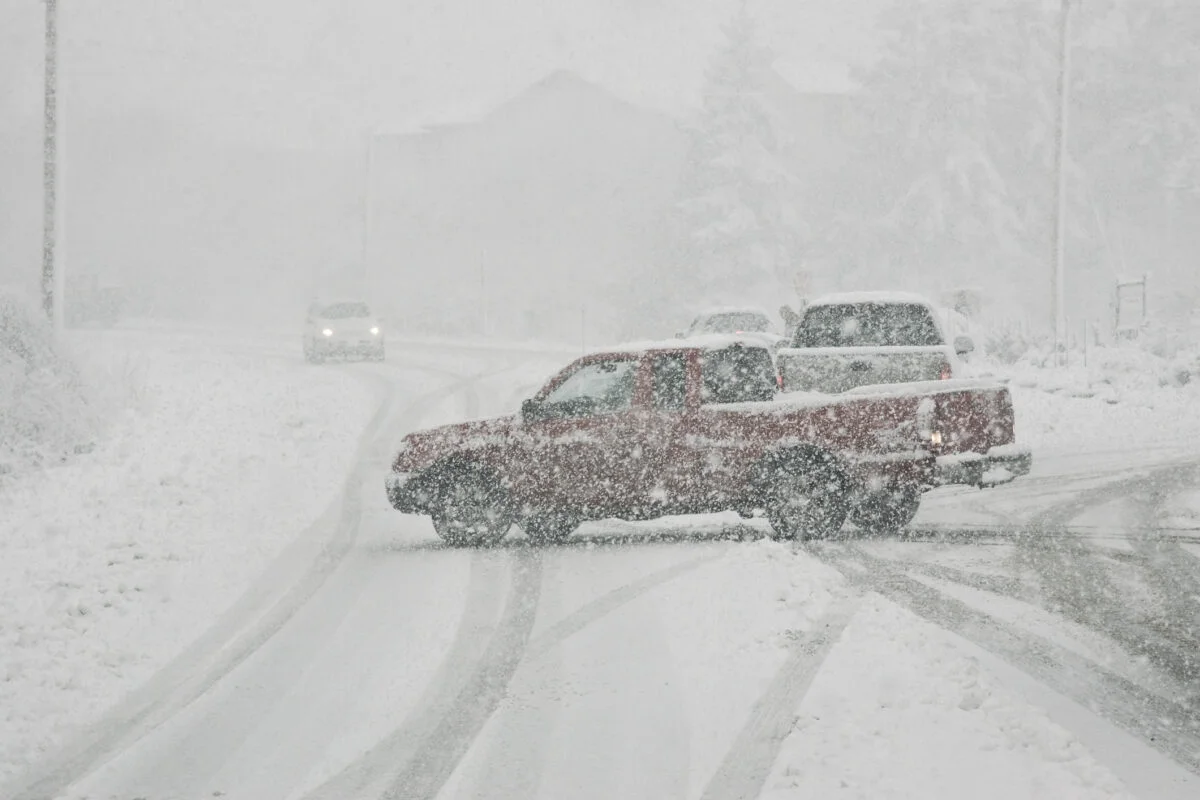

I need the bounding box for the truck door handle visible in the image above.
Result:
[849,360,871,371]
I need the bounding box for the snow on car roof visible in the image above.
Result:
[807,291,935,308]
[693,306,773,318]
[313,297,370,305]
[591,334,775,356]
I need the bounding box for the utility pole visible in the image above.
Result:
[41,0,59,323]
[1050,0,1074,365]
[361,132,374,298]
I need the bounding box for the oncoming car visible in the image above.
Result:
[303,300,385,363]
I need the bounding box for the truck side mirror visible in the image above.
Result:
[954,335,976,356]
[520,398,542,423]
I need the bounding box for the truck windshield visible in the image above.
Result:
[793,303,943,348]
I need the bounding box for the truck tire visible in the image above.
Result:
[521,510,580,545]
[849,486,921,536]
[430,467,513,547]
[765,453,850,541]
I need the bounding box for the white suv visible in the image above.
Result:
[303,300,385,363]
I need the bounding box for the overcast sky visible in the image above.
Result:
[4,0,886,149]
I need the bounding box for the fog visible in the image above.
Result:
[2,0,1196,341]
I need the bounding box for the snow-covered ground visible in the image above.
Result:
[4,327,1200,799]
[764,592,1135,800]
[0,330,378,784]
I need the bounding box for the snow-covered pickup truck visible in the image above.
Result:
[386,336,1023,546]
[777,291,1032,489]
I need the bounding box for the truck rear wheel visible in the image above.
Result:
[849,486,921,536]
[430,468,513,547]
[765,456,850,542]
[521,510,580,545]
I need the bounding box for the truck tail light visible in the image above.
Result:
[777,372,784,391]
[939,361,952,380]
[916,397,940,452]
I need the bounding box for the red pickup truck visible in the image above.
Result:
[386,336,1028,546]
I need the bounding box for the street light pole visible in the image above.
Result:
[41,0,59,323]
[1050,0,1074,363]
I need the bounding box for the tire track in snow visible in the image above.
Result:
[1121,467,1200,706]
[444,552,722,799]
[810,542,1200,775]
[308,552,720,800]
[6,360,480,800]
[524,553,720,660]
[379,548,543,800]
[1011,462,1200,713]
[299,549,514,800]
[699,600,860,800]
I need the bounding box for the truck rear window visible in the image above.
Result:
[701,346,777,404]
[793,303,943,348]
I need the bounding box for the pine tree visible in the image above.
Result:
[668,3,802,308]
[817,1,1060,303]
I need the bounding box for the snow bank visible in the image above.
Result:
[0,331,377,784]
[1010,379,1200,459]
[763,594,1135,799]
[0,290,103,477]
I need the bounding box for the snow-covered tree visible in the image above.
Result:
[666,4,803,309]
[816,1,1062,308]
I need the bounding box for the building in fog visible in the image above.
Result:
[366,70,856,345]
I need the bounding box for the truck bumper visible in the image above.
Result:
[935,444,1032,488]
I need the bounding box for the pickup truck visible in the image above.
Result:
[385,335,1025,546]
[778,291,1032,489]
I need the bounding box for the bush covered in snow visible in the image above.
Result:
[0,289,100,476]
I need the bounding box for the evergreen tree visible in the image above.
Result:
[668,3,803,308]
[817,1,1061,305]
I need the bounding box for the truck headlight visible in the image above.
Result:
[322,328,333,337]
[370,326,380,335]
[930,431,943,447]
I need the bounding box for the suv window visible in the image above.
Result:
[701,346,776,405]
[652,354,687,411]
[793,303,943,348]
[320,302,371,319]
[541,358,639,417]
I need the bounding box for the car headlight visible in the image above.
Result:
[370,326,380,335]
[322,328,333,337]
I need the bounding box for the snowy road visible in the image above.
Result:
[7,342,1200,799]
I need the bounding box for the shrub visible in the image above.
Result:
[0,289,100,476]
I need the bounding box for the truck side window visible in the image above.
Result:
[701,346,777,405]
[652,354,687,411]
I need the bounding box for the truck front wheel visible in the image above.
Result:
[766,457,850,542]
[430,468,513,547]
[849,486,921,536]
